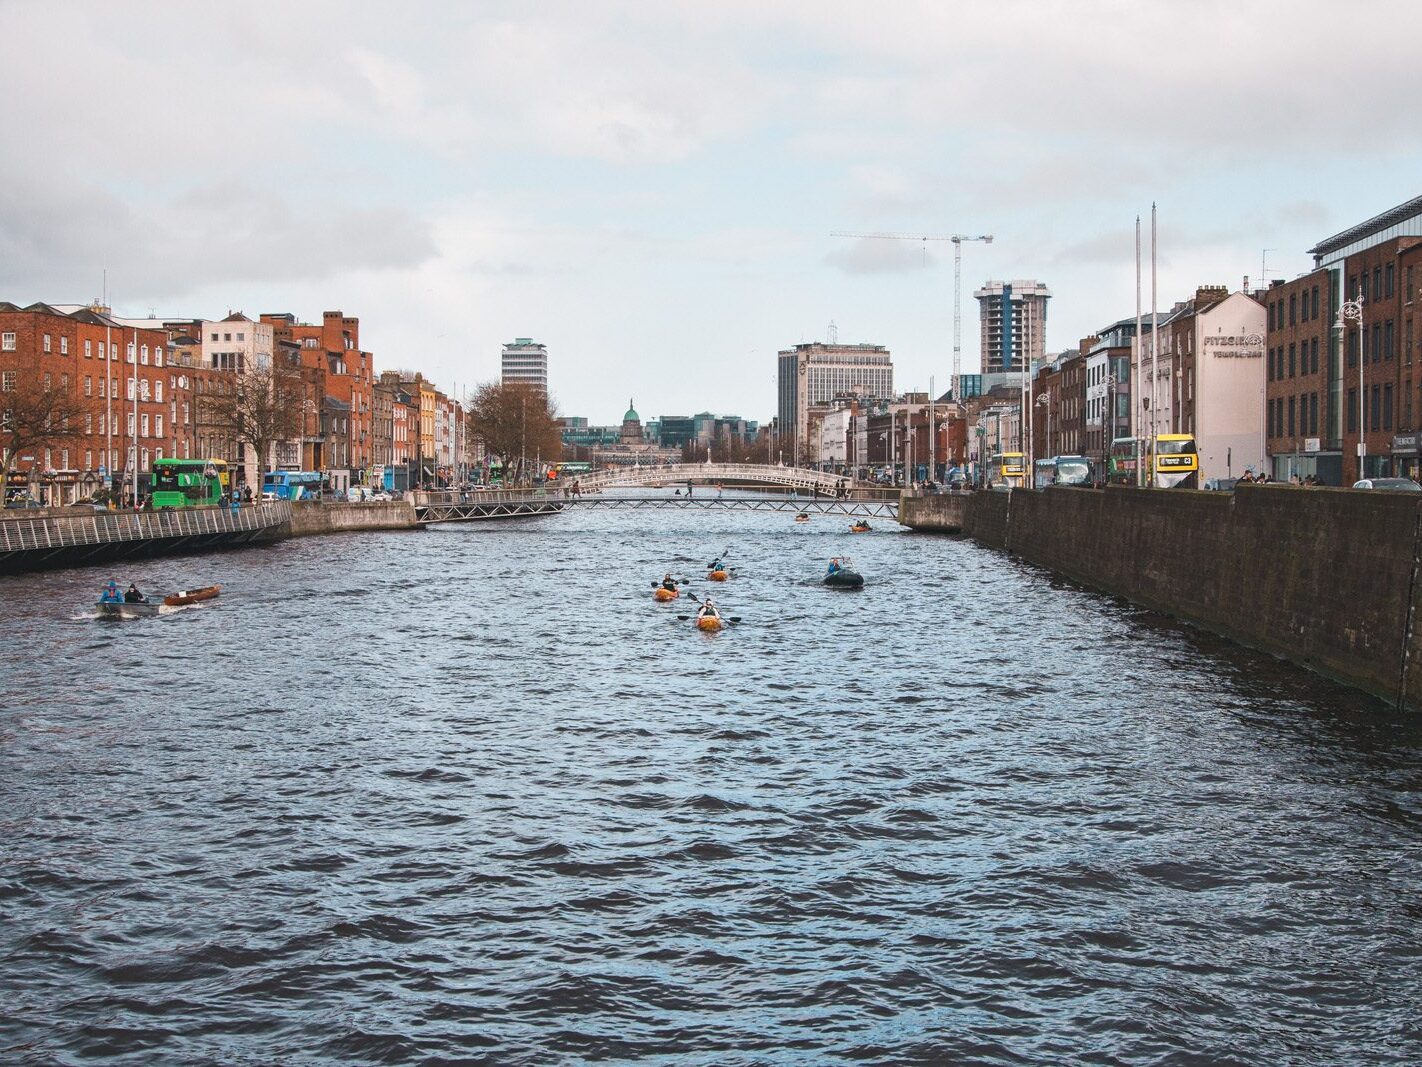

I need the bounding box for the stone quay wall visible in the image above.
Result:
[937,485,1422,711]
[275,500,422,539]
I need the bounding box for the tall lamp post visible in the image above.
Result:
[1337,291,1365,481]
[1037,391,1051,465]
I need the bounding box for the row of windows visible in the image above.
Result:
[1343,384,1408,433]
[1269,338,1321,381]
[1269,285,1324,330]
[1268,393,1321,439]
[1344,318,1406,366]
[1349,264,1401,305]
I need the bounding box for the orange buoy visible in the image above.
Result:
[654,587,679,601]
[708,569,729,582]
[697,615,724,632]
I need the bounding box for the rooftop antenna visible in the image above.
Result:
[828,320,839,344]
[1261,248,1275,285]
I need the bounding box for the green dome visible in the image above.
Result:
[623,398,639,422]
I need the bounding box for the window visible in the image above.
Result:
[210,332,217,342]
[1290,294,1297,325]
[1311,337,1319,375]
[42,372,51,391]
[84,375,92,396]
[1408,380,1414,431]
[127,379,135,401]
[155,380,163,402]
[60,373,68,391]
[154,348,163,367]
[85,413,93,434]
[140,344,148,365]
[1410,266,1416,302]
[1387,263,1395,298]
[223,332,231,342]
[85,450,92,469]
[1373,323,1382,363]
[236,332,244,341]
[1374,267,1383,302]
[98,413,105,435]
[85,339,92,358]
[1,332,14,351]
[1,370,14,391]
[1288,396,1296,437]
[1372,384,1381,432]
[42,333,51,352]
[1386,321,1395,361]
[1385,384,1394,430]
[141,413,149,437]
[1289,343,1296,378]
[1268,303,1275,331]
[127,412,135,435]
[1310,392,1319,436]
[139,380,149,401]
[126,343,135,364]
[98,376,105,399]
[155,414,163,437]
[1267,348,1275,381]
[1313,285,1321,320]
[60,337,68,355]
[1348,388,1358,432]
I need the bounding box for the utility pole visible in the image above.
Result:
[830,230,993,400]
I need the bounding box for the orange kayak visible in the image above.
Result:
[697,615,724,632]
[708,569,729,582]
[654,587,679,601]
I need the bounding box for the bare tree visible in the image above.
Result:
[197,365,305,492]
[466,381,562,483]
[1,376,95,497]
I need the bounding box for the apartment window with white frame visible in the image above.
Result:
[141,413,149,437]
[127,380,135,401]
[60,337,68,355]
[85,450,93,469]
[1,332,15,351]
[85,339,92,358]
[155,348,163,367]
[155,380,163,402]
[43,334,51,352]
[60,449,68,469]
[141,448,149,472]
[127,343,135,363]
[141,345,149,365]
[140,380,150,401]
[84,375,92,396]
[155,414,163,437]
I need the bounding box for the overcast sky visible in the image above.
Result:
[4,1,1421,424]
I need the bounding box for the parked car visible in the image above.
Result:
[5,493,43,509]
[1352,478,1422,491]
[368,491,392,501]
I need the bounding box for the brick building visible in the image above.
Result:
[1,301,191,503]
[1262,270,1333,482]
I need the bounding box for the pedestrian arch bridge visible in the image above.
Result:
[574,462,849,493]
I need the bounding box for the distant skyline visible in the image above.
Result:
[4,1,1421,424]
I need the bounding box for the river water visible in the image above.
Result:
[3,503,1422,1065]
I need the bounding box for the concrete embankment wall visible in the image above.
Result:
[274,500,421,539]
[944,486,1422,710]
[898,493,971,532]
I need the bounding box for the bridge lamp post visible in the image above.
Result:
[1337,292,1365,481]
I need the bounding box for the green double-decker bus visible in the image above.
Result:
[151,458,227,508]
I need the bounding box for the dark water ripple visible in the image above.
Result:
[3,505,1422,1064]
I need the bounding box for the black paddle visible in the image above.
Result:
[650,577,692,588]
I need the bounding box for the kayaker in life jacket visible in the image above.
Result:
[698,598,719,620]
[709,558,724,572]
[661,573,678,591]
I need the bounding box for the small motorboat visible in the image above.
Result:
[794,513,810,523]
[707,569,729,582]
[96,597,162,619]
[849,521,872,533]
[824,558,864,589]
[164,585,221,607]
[654,586,679,602]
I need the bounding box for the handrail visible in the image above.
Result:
[0,502,293,554]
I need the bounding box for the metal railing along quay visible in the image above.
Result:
[0,502,293,573]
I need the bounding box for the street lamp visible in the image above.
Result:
[1337,290,1365,480]
[1036,391,1051,464]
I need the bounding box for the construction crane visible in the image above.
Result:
[829,231,993,401]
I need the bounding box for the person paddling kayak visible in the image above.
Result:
[697,597,720,621]
[661,573,678,591]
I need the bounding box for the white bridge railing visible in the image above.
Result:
[574,462,850,492]
[0,501,292,554]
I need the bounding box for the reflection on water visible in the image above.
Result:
[3,507,1422,1064]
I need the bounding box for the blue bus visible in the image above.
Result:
[262,470,324,500]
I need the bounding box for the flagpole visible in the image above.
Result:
[1134,215,1143,487]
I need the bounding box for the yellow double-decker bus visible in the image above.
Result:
[1108,435,1197,488]
[1152,434,1199,488]
[990,452,1027,487]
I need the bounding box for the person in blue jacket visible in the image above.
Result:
[99,579,122,604]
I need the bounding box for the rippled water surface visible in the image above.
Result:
[4,505,1422,1065]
